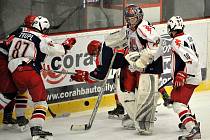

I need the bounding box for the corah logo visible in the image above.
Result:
[41,64,67,84]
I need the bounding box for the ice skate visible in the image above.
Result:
[108,104,124,119]
[2,112,17,129]
[31,126,53,140]
[16,116,29,132]
[135,120,153,135]
[178,122,186,131]
[178,125,201,140]
[178,115,198,131]
[121,114,135,130]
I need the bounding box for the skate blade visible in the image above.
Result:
[108,114,124,120]
[137,129,152,135]
[123,126,136,130]
[32,135,53,140]
[178,134,201,140]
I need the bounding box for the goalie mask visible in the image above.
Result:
[167,16,184,38]
[32,16,50,34]
[87,40,102,56]
[124,4,144,29]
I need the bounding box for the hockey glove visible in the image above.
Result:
[62,38,76,51]
[174,71,187,87]
[125,51,140,65]
[71,70,89,82]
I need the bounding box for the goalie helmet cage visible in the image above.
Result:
[70,52,117,131]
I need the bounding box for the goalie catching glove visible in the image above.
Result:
[125,48,154,70]
[62,38,76,53]
[105,27,128,49]
[173,71,187,87]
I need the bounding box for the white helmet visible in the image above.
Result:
[32,16,50,34]
[167,16,184,35]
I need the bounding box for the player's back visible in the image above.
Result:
[171,33,202,85]
[8,29,46,73]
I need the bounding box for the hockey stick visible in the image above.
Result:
[48,107,56,118]
[43,69,76,75]
[48,107,70,118]
[51,70,76,75]
[70,53,117,131]
[158,73,195,91]
[158,78,172,91]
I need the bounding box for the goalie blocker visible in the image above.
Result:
[116,73,159,135]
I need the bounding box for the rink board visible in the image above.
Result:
[1,18,210,124]
[0,80,209,124]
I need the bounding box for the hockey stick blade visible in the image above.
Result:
[52,70,76,75]
[70,124,89,131]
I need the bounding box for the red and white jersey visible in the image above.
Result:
[127,20,163,61]
[171,33,202,85]
[127,20,163,74]
[8,30,65,72]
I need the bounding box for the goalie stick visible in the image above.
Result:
[70,53,117,131]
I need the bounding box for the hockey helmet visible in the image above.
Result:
[87,40,102,56]
[167,16,184,36]
[124,4,144,27]
[24,15,37,28]
[32,16,50,34]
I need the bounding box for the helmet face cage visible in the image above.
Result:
[124,4,144,26]
[167,16,184,35]
[32,16,50,34]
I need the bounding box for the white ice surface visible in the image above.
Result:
[0,90,210,140]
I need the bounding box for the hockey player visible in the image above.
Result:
[0,40,18,128]
[0,15,37,130]
[71,39,127,119]
[114,4,165,135]
[8,16,76,140]
[167,16,201,140]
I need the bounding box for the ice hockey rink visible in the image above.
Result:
[0,90,210,140]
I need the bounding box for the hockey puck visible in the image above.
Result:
[84,101,89,106]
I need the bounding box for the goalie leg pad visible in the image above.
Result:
[134,74,159,135]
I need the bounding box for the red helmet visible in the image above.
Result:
[24,15,37,28]
[87,40,101,56]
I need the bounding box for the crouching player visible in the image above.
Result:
[71,28,128,119]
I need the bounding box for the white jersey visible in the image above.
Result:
[127,20,163,74]
[170,33,202,85]
[127,20,163,61]
[8,29,66,73]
